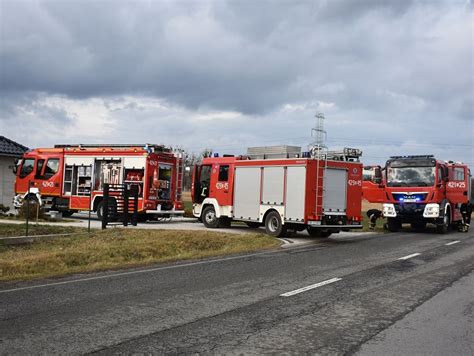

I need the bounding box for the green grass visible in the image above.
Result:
[0,229,280,282]
[0,223,85,238]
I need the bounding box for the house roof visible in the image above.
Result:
[0,136,28,157]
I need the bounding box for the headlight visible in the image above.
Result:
[423,203,440,218]
[383,203,397,217]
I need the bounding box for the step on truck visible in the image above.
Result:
[362,155,472,233]
[13,144,184,220]
[191,147,364,237]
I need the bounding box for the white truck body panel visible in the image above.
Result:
[233,167,261,220]
[285,166,306,222]
[262,166,284,205]
[323,168,347,215]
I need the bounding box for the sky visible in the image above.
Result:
[0,0,472,168]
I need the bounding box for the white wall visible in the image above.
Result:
[0,156,17,212]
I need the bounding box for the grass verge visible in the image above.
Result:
[0,223,85,238]
[0,229,279,282]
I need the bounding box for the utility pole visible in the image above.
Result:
[309,112,327,159]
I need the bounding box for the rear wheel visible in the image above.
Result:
[307,227,332,238]
[202,206,219,228]
[264,211,287,237]
[436,211,450,234]
[96,200,117,222]
[96,201,104,221]
[387,217,401,232]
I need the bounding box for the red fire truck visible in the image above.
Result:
[362,155,472,233]
[191,147,364,237]
[13,144,184,220]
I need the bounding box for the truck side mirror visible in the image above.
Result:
[12,159,19,174]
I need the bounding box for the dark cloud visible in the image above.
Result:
[0,0,472,166]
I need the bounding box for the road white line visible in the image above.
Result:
[398,253,421,260]
[0,249,290,295]
[280,277,342,297]
[445,240,460,246]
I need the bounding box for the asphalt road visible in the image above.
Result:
[0,228,472,355]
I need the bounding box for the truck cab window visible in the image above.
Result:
[218,165,229,182]
[19,158,35,178]
[44,158,60,178]
[454,167,465,181]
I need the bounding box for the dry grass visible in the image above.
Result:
[0,229,279,282]
[0,223,84,237]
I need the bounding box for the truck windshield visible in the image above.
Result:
[386,166,436,187]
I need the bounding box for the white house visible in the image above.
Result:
[0,136,28,212]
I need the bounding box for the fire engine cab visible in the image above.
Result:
[13,144,184,220]
[192,147,364,237]
[363,155,472,233]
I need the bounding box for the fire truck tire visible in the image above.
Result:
[96,200,118,222]
[436,212,450,234]
[245,222,261,228]
[264,211,287,237]
[202,206,220,228]
[307,227,332,238]
[387,218,401,232]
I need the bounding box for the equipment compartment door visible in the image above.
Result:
[262,167,284,205]
[323,168,347,214]
[285,166,306,221]
[446,165,469,204]
[233,167,261,220]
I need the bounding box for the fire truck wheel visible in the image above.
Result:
[264,211,287,237]
[202,206,220,228]
[307,227,332,238]
[387,218,401,232]
[436,212,450,234]
[96,200,118,222]
[96,201,105,221]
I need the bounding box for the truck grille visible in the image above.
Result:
[392,193,428,202]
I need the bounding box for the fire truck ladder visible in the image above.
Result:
[175,152,185,203]
[314,145,329,219]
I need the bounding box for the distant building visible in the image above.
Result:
[0,136,28,211]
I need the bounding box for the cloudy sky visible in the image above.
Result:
[1,0,472,167]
